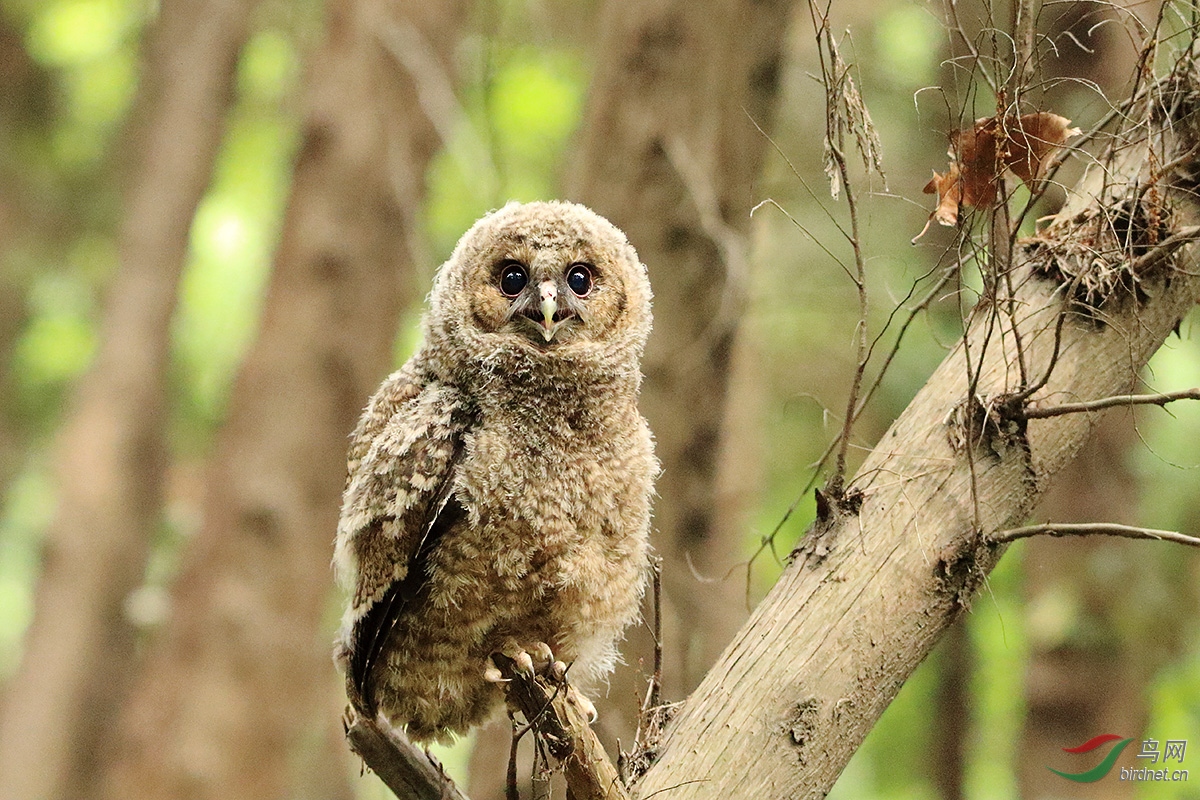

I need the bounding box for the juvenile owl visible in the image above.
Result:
[333,200,656,743]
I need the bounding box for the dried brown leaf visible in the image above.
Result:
[924,166,963,226]
[998,112,1081,184]
[915,111,1080,240]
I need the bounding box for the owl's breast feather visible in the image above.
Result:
[433,411,651,687]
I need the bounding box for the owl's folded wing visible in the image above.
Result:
[333,364,473,713]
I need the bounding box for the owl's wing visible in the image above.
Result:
[334,362,474,713]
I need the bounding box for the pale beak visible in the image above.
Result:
[538,280,558,342]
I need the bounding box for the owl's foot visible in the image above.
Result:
[529,641,570,683]
[487,642,570,686]
[484,649,535,683]
[514,644,599,721]
[489,646,602,733]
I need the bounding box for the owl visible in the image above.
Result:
[333,200,656,743]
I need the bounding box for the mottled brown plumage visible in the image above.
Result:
[334,201,656,743]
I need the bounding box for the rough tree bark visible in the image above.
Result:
[0,2,259,799]
[98,1,466,798]
[631,59,1200,800]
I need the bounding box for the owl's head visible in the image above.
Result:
[427,201,652,376]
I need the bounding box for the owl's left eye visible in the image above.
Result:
[566,263,593,297]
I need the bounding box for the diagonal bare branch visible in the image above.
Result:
[344,710,469,800]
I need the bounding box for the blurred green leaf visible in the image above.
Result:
[26,0,132,66]
[491,48,583,163]
[872,5,941,89]
[238,29,300,104]
[12,267,98,403]
[0,464,56,679]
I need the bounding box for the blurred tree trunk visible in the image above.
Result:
[0,14,51,492]
[466,1,793,796]
[98,1,465,798]
[930,624,969,800]
[0,2,258,799]
[570,0,792,717]
[0,257,26,495]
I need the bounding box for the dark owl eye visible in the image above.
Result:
[498,262,528,297]
[566,263,593,297]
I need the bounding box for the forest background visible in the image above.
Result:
[0,0,1197,798]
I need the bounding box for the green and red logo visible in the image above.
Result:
[1048,734,1135,783]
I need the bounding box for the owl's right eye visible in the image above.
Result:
[498,262,528,297]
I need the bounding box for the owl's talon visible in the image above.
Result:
[571,690,598,723]
[494,647,537,676]
[529,642,568,684]
[484,658,510,683]
[531,642,555,669]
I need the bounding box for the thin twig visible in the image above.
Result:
[1025,387,1200,418]
[990,522,1200,548]
[993,0,1041,405]
[1009,273,1081,404]
[995,0,1038,389]
[649,558,663,714]
[1009,0,1037,103]
[507,715,520,800]
[1126,224,1200,274]
[620,558,670,785]
[809,0,872,494]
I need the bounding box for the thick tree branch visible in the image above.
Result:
[632,60,1200,800]
[990,522,1200,548]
